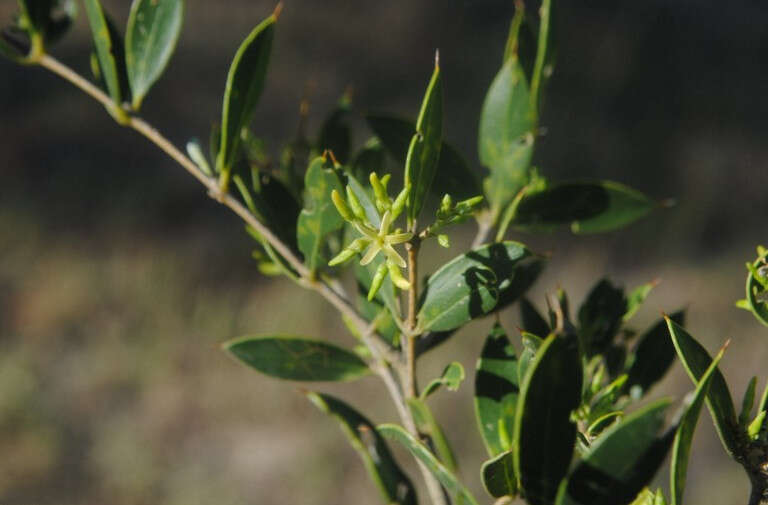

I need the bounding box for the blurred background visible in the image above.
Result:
[2,0,768,504]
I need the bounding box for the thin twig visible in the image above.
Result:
[405,242,420,398]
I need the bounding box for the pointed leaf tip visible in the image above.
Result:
[435,48,440,69]
[273,1,284,19]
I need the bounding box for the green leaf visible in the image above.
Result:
[407,398,457,472]
[623,279,658,322]
[474,323,520,457]
[666,317,739,456]
[217,11,275,176]
[378,424,480,505]
[305,392,416,505]
[296,157,344,273]
[517,331,543,385]
[624,311,685,399]
[404,57,443,222]
[17,0,76,47]
[417,241,536,332]
[479,57,535,214]
[745,249,768,326]
[556,399,674,505]
[83,0,126,104]
[577,278,627,357]
[514,332,583,505]
[366,115,481,201]
[740,376,758,427]
[421,361,465,399]
[481,450,517,498]
[125,0,183,109]
[224,335,369,382]
[356,291,400,348]
[317,92,352,163]
[512,181,656,234]
[759,379,768,415]
[519,297,550,338]
[671,343,727,505]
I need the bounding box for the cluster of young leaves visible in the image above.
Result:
[738,245,768,327]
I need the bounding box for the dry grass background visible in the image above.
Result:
[2,1,768,504]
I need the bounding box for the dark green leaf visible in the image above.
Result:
[365,115,480,200]
[494,254,546,312]
[350,139,387,184]
[125,0,183,109]
[378,424,480,505]
[520,298,550,338]
[422,361,465,398]
[666,317,739,456]
[556,400,674,505]
[517,331,543,385]
[578,278,627,357]
[474,323,519,456]
[740,376,758,427]
[417,241,536,332]
[18,0,76,46]
[407,398,457,472]
[405,58,442,222]
[296,157,344,273]
[305,392,416,505]
[83,0,124,103]
[479,57,535,214]
[481,450,517,498]
[514,332,582,505]
[224,335,369,382]
[249,170,301,251]
[624,311,685,399]
[317,92,352,163]
[356,292,400,348]
[671,344,726,505]
[512,181,656,234]
[217,11,275,175]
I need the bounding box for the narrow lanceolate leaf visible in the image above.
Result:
[224,335,369,382]
[365,115,481,200]
[305,392,416,505]
[217,11,276,175]
[671,344,727,505]
[404,56,442,222]
[624,280,659,322]
[417,241,535,332]
[378,424,480,505]
[578,278,627,357]
[481,450,517,498]
[512,181,656,234]
[125,0,183,109]
[407,398,457,472]
[421,361,465,399]
[83,0,123,103]
[556,399,674,505]
[514,333,582,505]
[519,298,550,338]
[666,317,739,455]
[474,323,520,457]
[479,57,534,214]
[296,157,344,272]
[624,311,685,398]
[317,92,352,163]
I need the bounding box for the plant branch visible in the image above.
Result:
[37,51,450,505]
[405,240,420,399]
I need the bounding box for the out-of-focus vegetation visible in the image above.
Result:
[2,1,768,504]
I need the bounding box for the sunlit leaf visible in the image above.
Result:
[83,0,125,104]
[407,398,457,472]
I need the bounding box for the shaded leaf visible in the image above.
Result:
[305,392,416,505]
[481,450,517,498]
[479,57,534,214]
[514,332,583,505]
[356,291,400,348]
[578,279,627,357]
[224,335,369,382]
[17,0,76,46]
[366,116,480,201]
[378,424,480,505]
[556,399,674,505]
[671,344,727,505]
[519,297,550,338]
[624,280,658,322]
[217,11,275,175]
[125,0,183,109]
[474,323,519,457]
[405,58,442,222]
[318,92,352,163]
[517,331,543,385]
[666,317,739,455]
[408,398,457,472]
[296,157,344,272]
[512,181,656,234]
[417,241,535,332]
[624,311,684,398]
